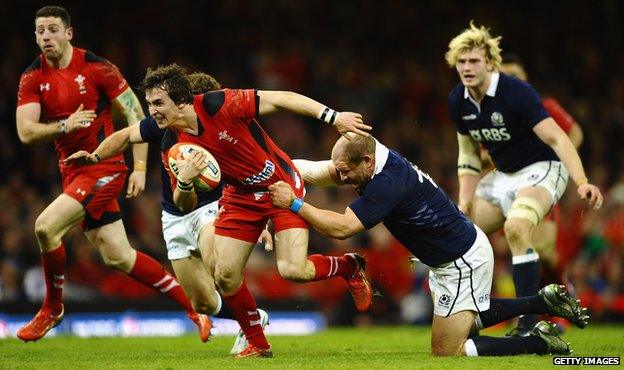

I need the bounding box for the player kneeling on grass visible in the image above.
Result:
[272,134,589,356]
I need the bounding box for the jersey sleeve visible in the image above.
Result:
[224,88,258,120]
[17,71,41,107]
[517,82,550,128]
[90,59,129,101]
[139,117,166,142]
[542,97,574,133]
[348,175,404,229]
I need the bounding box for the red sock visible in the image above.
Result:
[41,244,66,313]
[222,281,269,349]
[128,252,193,312]
[308,254,356,280]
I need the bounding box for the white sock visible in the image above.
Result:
[464,339,479,357]
[210,291,222,316]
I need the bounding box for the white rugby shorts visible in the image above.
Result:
[429,226,493,316]
[161,201,219,260]
[476,160,569,216]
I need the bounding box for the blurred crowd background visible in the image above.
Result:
[0,1,623,325]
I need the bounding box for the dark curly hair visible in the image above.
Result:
[140,63,193,105]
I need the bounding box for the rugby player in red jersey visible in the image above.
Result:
[71,63,373,357]
[15,6,210,342]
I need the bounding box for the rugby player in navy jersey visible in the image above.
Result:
[65,72,269,355]
[269,134,589,356]
[445,22,602,336]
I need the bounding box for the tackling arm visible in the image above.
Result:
[292,159,344,186]
[268,181,365,239]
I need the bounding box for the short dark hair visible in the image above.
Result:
[141,63,193,105]
[502,53,524,67]
[187,72,221,94]
[35,6,71,28]
[343,135,376,164]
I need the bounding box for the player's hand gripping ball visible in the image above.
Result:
[167,142,221,191]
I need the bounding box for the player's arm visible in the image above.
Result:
[533,118,602,209]
[292,159,345,186]
[568,122,584,149]
[64,124,144,165]
[16,103,96,144]
[112,87,148,197]
[172,151,208,213]
[456,133,482,215]
[256,90,371,138]
[268,181,365,239]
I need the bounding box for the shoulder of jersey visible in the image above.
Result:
[23,57,42,74]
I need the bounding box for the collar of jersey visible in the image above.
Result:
[371,138,390,178]
[463,72,500,100]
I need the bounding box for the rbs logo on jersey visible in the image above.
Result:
[469,128,511,142]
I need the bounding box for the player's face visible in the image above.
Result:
[145,88,180,128]
[333,158,373,191]
[455,48,492,88]
[35,17,72,61]
[500,62,528,81]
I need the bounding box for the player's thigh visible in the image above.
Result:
[35,194,85,242]
[83,219,135,270]
[471,197,505,234]
[516,185,553,212]
[213,235,255,277]
[197,221,216,273]
[274,227,310,267]
[431,310,476,356]
[171,252,216,300]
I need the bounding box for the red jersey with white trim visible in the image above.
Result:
[17,47,128,172]
[176,89,302,192]
[542,97,574,133]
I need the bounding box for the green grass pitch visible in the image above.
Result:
[1,325,622,369]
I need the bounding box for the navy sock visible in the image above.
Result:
[213,303,235,320]
[468,335,548,356]
[512,252,541,329]
[477,296,548,329]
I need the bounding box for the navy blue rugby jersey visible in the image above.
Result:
[349,140,476,267]
[448,72,558,172]
[139,116,223,216]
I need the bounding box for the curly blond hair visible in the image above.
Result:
[445,21,502,70]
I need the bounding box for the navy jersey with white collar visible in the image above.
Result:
[349,140,476,267]
[448,72,557,172]
[139,116,223,216]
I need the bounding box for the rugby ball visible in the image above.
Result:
[167,142,221,191]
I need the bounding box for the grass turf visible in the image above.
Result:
[1,325,622,369]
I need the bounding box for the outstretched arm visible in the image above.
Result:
[256,90,371,138]
[268,181,365,239]
[64,124,144,165]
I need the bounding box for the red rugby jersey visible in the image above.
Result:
[17,47,127,171]
[176,89,302,192]
[542,96,574,133]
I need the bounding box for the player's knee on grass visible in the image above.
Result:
[431,312,474,356]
